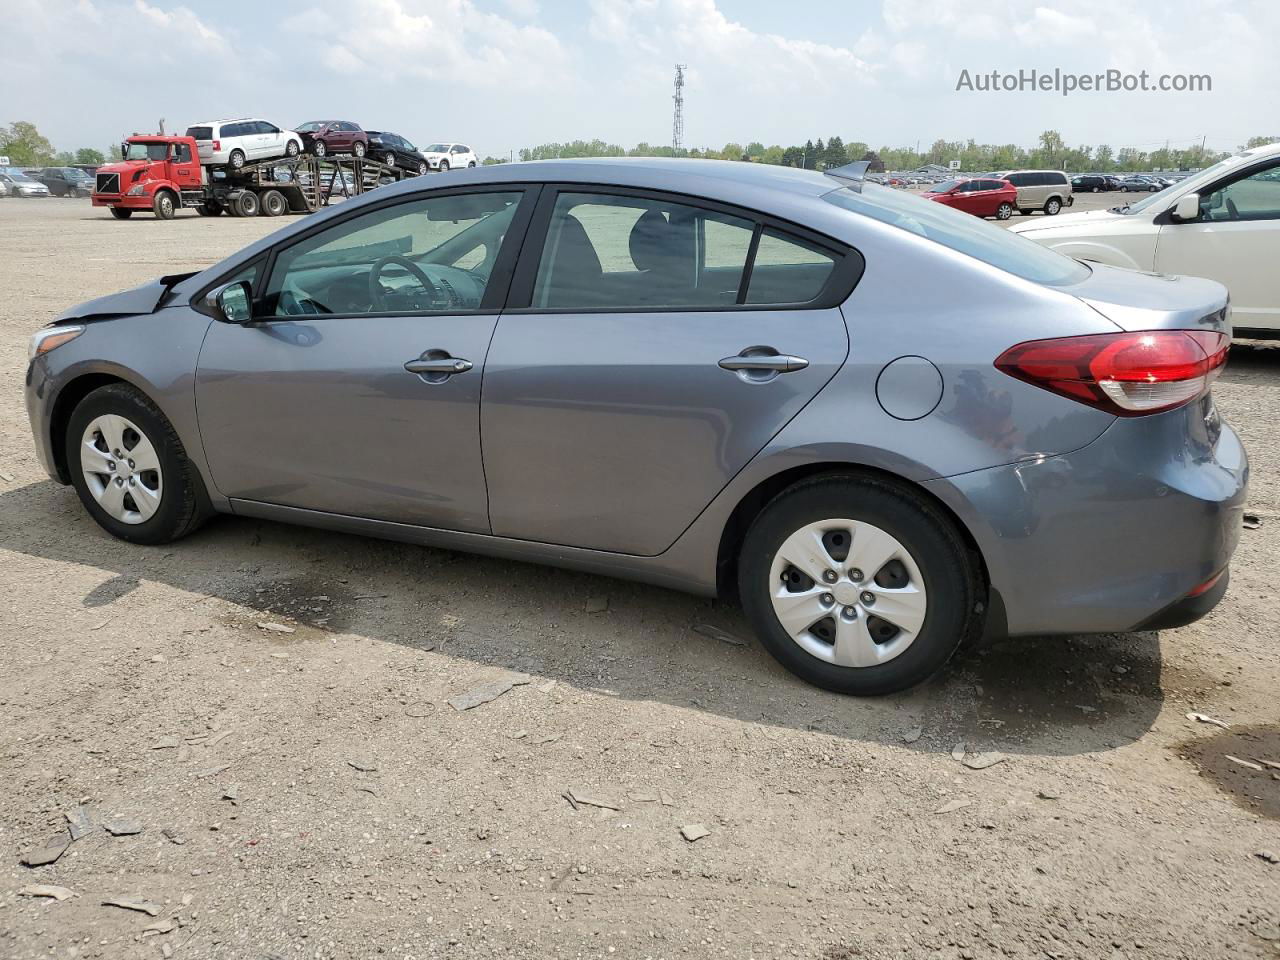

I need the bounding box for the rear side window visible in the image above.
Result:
[186,126,212,140]
[746,230,836,305]
[529,191,846,311]
[532,193,755,309]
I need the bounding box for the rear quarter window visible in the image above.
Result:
[186,126,212,140]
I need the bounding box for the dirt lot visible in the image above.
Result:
[1,198,1278,960]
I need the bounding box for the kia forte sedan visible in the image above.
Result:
[25,159,1247,695]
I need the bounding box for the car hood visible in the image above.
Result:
[1063,261,1230,334]
[1008,207,1125,234]
[54,273,199,323]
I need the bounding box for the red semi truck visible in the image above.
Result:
[92,135,402,220]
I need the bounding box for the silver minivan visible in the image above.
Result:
[987,169,1073,215]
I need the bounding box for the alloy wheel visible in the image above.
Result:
[768,518,927,668]
[80,414,163,524]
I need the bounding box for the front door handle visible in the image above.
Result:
[404,350,472,382]
[718,351,809,373]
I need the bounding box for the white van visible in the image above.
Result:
[184,119,303,170]
[1009,142,1280,334]
[986,170,1074,216]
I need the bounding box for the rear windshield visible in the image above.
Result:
[823,183,1090,287]
[185,126,212,140]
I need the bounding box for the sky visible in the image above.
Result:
[3,0,1276,159]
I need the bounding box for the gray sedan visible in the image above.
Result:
[24,159,1246,695]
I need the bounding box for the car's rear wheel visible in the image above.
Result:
[1093,185,1102,192]
[995,202,1014,220]
[228,149,246,170]
[109,207,132,220]
[739,475,981,695]
[66,384,209,545]
[1044,198,1062,215]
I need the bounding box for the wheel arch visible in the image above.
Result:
[713,461,992,615]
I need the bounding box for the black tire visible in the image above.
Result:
[312,140,327,158]
[468,160,476,168]
[995,202,1013,220]
[285,139,300,158]
[233,191,259,218]
[738,474,982,696]
[353,141,366,158]
[1044,198,1062,215]
[65,383,210,545]
[384,153,396,167]
[417,161,427,175]
[196,201,222,217]
[260,189,286,217]
[109,207,132,220]
[439,159,450,172]
[228,149,246,170]
[152,190,177,220]
[1017,208,1030,216]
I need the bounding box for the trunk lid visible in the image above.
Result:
[1066,261,1231,335]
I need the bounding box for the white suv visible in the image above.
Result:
[420,143,478,171]
[1010,141,1280,335]
[184,119,303,170]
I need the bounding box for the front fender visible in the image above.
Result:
[1042,240,1146,271]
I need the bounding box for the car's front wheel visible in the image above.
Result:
[738,475,981,695]
[66,384,209,545]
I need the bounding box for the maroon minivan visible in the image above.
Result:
[295,121,368,159]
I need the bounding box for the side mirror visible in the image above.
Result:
[1171,193,1201,222]
[209,280,253,324]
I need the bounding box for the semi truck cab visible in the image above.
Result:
[92,136,204,220]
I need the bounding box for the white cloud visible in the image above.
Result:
[288,0,570,89]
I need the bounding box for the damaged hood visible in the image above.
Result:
[54,272,198,323]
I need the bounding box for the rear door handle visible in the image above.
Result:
[718,352,809,373]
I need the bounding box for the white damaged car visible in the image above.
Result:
[1009,141,1280,336]
[421,143,477,172]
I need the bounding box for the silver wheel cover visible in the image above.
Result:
[80,414,163,525]
[768,518,927,668]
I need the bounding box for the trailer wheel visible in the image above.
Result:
[109,207,132,220]
[195,201,222,216]
[152,190,177,220]
[231,191,260,218]
[260,190,286,217]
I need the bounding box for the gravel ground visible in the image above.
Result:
[1,198,1277,960]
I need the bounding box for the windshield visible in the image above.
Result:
[927,180,962,193]
[295,122,324,132]
[824,183,1091,286]
[4,173,36,183]
[1119,154,1251,215]
[425,143,449,153]
[125,142,170,161]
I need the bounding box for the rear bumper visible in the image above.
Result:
[925,399,1247,636]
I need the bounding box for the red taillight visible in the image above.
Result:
[995,330,1229,416]
[1186,570,1225,597]
[212,139,221,151]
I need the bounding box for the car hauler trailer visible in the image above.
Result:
[92,135,414,220]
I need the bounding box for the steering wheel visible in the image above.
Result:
[278,289,329,316]
[369,255,439,310]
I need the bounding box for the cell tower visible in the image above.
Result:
[672,64,686,154]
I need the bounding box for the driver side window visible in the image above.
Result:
[261,191,525,317]
[1200,162,1280,222]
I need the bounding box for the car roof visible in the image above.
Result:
[191,118,264,126]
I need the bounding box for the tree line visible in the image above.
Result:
[502,131,1279,173]
[4,120,1276,174]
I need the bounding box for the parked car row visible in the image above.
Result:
[180,118,477,176]
[0,168,52,197]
